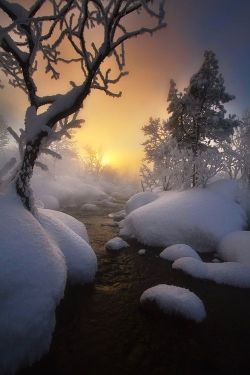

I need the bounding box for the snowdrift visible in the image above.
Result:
[0,191,66,374]
[38,209,97,284]
[218,231,250,265]
[0,190,97,373]
[120,182,246,252]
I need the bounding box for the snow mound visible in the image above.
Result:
[207,179,241,202]
[218,231,250,265]
[160,244,201,262]
[38,210,97,284]
[105,237,129,251]
[125,191,158,215]
[173,257,250,288]
[32,174,109,208]
[109,210,126,221]
[38,194,60,210]
[138,249,146,255]
[0,191,66,374]
[120,187,246,252]
[82,203,98,211]
[140,284,206,322]
[41,209,89,243]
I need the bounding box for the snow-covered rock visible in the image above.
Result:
[105,237,129,251]
[120,187,246,252]
[140,285,206,322]
[125,191,158,215]
[218,231,250,265]
[109,209,126,221]
[173,257,250,288]
[38,210,97,284]
[41,208,89,243]
[160,244,201,262]
[0,191,66,374]
[138,249,146,255]
[82,203,98,211]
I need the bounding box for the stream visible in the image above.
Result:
[20,207,250,375]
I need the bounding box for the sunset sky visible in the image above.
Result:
[1,0,250,174]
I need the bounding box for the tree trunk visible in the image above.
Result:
[15,134,44,211]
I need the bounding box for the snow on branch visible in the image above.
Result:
[0,1,166,134]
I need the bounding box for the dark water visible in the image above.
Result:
[20,208,250,375]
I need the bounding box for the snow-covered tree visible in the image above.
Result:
[0,115,9,151]
[141,119,194,191]
[222,109,250,187]
[0,0,166,211]
[166,50,238,186]
[80,145,104,177]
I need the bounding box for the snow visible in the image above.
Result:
[105,236,129,251]
[82,203,98,211]
[0,190,66,374]
[32,174,108,209]
[173,257,250,288]
[125,191,158,214]
[138,249,146,255]
[40,208,89,243]
[160,244,201,262]
[218,231,250,266]
[109,209,126,221]
[140,285,206,322]
[38,194,60,210]
[120,186,246,252]
[38,209,97,284]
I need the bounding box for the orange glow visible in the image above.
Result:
[0,3,193,175]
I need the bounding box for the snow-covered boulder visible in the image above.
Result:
[38,210,97,284]
[218,231,250,265]
[41,208,89,243]
[173,257,250,288]
[140,285,206,322]
[160,244,201,262]
[81,203,98,211]
[105,236,129,251]
[0,191,66,374]
[125,191,158,215]
[109,209,126,221]
[138,249,146,255]
[120,188,246,252]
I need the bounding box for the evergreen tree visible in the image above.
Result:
[166,50,238,186]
